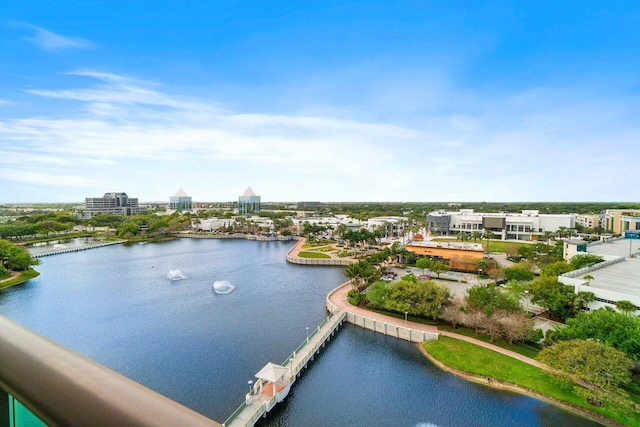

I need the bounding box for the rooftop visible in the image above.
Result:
[173,188,190,198]
[583,258,640,298]
[241,186,257,197]
[588,238,640,258]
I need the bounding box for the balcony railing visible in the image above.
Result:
[0,315,220,427]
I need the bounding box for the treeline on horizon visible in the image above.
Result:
[322,202,640,220]
[3,201,640,218]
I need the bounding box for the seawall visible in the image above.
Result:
[326,282,439,342]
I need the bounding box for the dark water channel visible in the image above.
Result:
[0,239,599,426]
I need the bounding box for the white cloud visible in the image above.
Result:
[23,25,94,53]
[0,71,638,202]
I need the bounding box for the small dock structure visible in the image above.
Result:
[223,311,346,427]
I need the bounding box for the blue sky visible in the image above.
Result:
[1,1,639,203]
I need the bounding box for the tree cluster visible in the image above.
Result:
[0,240,39,277]
[366,275,451,320]
[547,308,640,362]
[538,339,634,408]
[459,284,535,344]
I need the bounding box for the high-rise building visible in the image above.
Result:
[84,192,143,218]
[238,186,260,215]
[169,188,192,211]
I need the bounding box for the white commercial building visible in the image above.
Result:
[559,238,640,315]
[427,209,574,241]
[191,218,235,232]
[366,216,406,237]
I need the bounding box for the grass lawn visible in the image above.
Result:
[297,251,331,259]
[0,269,40,290]
[423,336,639,426]
[482,240,530,253]
[437,324,540,359]
[301,244,334,251]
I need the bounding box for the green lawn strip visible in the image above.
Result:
[301,244,334,251]
[437,324,540,359]
[428,238,530,253]
[297,251,331,259]
[482,240,530,253]
[423,336,639,426]
[0,269,40,290]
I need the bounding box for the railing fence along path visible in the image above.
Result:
[224,311,346,427]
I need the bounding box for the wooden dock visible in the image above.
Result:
[223,311,346,427]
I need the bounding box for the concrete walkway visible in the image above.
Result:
[329,283,439,335]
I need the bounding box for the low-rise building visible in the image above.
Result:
[602,209,640,234]
[427,209,574,241]
[191,218,235,232]
[575,213,602,229]
[559,238,640,315]
[366,216,406,238]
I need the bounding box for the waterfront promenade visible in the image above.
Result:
[327,282,546,369]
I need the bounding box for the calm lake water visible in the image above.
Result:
[1,239,599,426]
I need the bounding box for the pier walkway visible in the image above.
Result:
[224,311,347,427]
[30,240,126,257]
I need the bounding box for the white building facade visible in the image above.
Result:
[427,209,575,241]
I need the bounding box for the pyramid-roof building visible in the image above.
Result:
[241,186,257,197]
[173,188,190,198]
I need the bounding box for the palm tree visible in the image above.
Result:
[470,231,482,243]
[483,230,495,253]
[582,274,594,286]
[574,291,596,311]
[615,300,638,316]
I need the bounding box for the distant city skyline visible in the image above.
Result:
[1,2,639,203]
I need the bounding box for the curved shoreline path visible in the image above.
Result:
[0,272,21,283]
[328,282,546,369]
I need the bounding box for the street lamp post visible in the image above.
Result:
[404,311,408,326]
[306,326,310,343]
[247,380,254,405]
[524,290,530,312]
[289,357,294,382]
